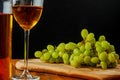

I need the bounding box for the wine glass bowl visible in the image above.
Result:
[12,0,44,80]
[12,6,43,30]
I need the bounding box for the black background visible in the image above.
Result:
[12,0,120,59]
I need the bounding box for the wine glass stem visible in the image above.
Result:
[24,30,29,71]
[20,30,32,78]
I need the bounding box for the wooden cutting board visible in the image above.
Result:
[15,59,120,80]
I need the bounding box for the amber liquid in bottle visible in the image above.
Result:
[0,13,13,80]
[12,6,43,30]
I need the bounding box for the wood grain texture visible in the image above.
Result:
[12,59,84,80]
[15,59,120,80]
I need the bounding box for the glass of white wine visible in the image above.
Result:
[12,0,44,79]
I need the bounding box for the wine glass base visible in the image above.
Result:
[12,75,40,80]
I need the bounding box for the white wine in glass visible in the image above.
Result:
[12,0,44,79]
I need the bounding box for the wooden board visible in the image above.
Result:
[15,59,120,80]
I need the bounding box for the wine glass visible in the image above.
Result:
[12,0,44,79]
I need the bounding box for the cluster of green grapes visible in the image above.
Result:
[34,28,119,69]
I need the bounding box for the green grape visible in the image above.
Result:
[79,45,85,52]
[63,59,69,64]
[34,51,42,58]
[56,42,65,51]
[40,55,45,61]
[92,38,96,44]
[63,53,69,64]
[96,46,104,53]
[108,53,116,63]
[73,55,84,65]
[88,38,96,46]
[108,45,115,52]
[69,54,75,62]
[85,42,91,50]
[52,51,59,58]
[73,48,81,56]
[58,51,65,57]
[34,28,119,69]
[98,35,106,42]
[101,41,110,50]
[77,42,83,47]
[42,49,48,53]
[99,52,108,61]
[114,53,119,60]
[81,28,88,39]
[91,57,99,64]
[73,56,80,63]
[95,41,101,48]
[86,33,94,42]
[84,50,91,56]
[79,55,84,64]
[48,49,54,55]
[84,56,91,64]
[95,42,104,53]
[65,42,77,50]
[100,61,107,69]
[47,44,54,50]
[43,52,51,61]
[79,53,84,57]
[70,60,79,68]
[49,57,56,63]
[62,53,69,60]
